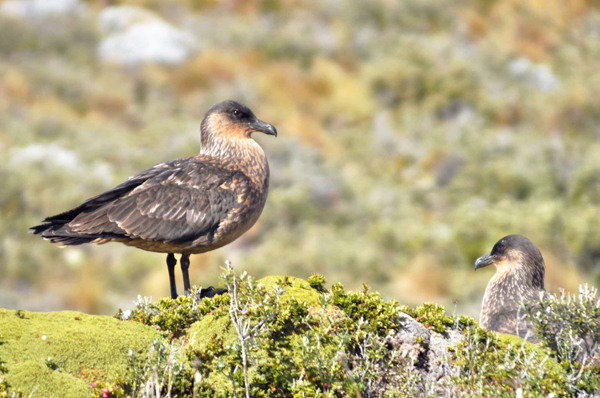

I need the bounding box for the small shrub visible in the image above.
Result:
[523,284,600,394]
[127,339,190,398]
[116,287,229,337]
[442,326,568,397]
[307,273,327,293]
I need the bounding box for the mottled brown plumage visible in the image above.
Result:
[31,100,277,298]
[474,235,548,341]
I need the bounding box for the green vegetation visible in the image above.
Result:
[3,268,597,397]
[0,309,162,397]
[1,0,600,315]
[448,330,568,397]
[523,284,600,394]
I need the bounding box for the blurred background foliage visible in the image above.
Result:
[1,0,599,316]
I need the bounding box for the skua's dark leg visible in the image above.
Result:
[181,254,191,295]
[167,253,178,299]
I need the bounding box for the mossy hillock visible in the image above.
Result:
[4,361,92,398]
[0,309,162,397]
[0,268,598,397]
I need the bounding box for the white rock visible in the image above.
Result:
[10,143,80,170]
[97,6,196,66]
[508,57,560,92]
[0,0,83,18]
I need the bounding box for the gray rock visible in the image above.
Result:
[388,313,468,386]
[435,154,464,187]
[397,312,431,343]
[424,329,465,387]
[387,312,431,362]
[383,314,470,395]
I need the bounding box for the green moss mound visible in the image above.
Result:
[7,361,91,398]
[0,309,162,397]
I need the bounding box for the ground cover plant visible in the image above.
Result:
[4,265,596,397]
